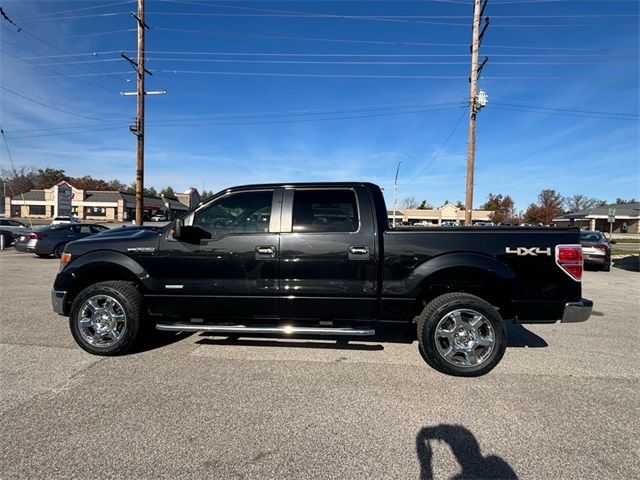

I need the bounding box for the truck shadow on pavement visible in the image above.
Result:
[505,321,547,348]
[416,424,518,480]
[136,330,195,353]
[612,255,639,272]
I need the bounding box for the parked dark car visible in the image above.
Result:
[15,223,110,258]
[0,229,14,247]
[579,230,612,271]
[0,218,31,239]
[52,182,591,377]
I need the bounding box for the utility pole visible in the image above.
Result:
[134,0,146,225]
[392,161,401,228]
[121,1,152,225]
[464,0,489,226]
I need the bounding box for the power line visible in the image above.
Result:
[157,69,629,80]
[145,105,466,127]
[6,126,127,140]
[147,100,466,122]
[0,9,129,85]
[0,85,125,122]
[152,28,634,53]
[492,101,638,117]
[17,1,135,20]
[18,13,131,23]
[147,11,640,19]
[14,48,639,59]
[491,104,639,121]
[142,48,635,58]
[59,29,137,39]
[1,43,121,93]
[402,107,469,185]
[0,82,127,118]
[6,100,465,132]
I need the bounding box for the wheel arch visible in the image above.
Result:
[407,253,516,320]
[60,251,151,315]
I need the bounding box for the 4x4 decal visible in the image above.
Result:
[505,247,552,256]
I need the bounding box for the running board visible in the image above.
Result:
[155,323,375,336]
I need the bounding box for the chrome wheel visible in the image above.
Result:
[77,295,127,348]
[434,308,495,368]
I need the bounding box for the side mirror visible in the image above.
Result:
[611,239,617,244]
[172,218,183,239]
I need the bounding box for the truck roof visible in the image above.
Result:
[222,181,380,192]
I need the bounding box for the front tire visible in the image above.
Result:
[53,243,66,258]
[417,293,507,377]
[69,281,143,355]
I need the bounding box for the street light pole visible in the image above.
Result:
[392,161,402,228]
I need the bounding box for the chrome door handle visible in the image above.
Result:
[255,246,275,256]
[348,246,369,255]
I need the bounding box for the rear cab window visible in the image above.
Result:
[292,189,359,233]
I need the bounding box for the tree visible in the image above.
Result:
[70,176,111,190]
[201,189,215,200]
[106,179,127,191]
[124,183,158,196]
[401,196,418,209]
[455,201,465,209]
[417,200,433,210]
[524,189,563,225]
[564,194,603,213]
[160,186,175,197]
[615,197,638,205]
[481,193,515,224]
[32,168,68,189]
[0,165,36,196]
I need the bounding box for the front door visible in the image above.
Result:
[149,189,281,321]
[278,187,377,321]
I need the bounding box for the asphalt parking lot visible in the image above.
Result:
[0,250,638,479]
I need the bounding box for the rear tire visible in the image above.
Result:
[69,281,143,356]
[417,292,507,377]
[602,260,611,272]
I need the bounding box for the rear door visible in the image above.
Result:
[279,187,377,321]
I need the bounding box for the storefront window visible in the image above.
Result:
[29,205,46,215]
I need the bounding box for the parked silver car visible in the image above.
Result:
[14,223,109,257]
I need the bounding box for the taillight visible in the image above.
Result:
[28,232,44,240]
[594,244,608,251]
[556,245,583,281]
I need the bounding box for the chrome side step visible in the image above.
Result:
[155,323,375,336]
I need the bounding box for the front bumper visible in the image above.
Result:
[51,289,67,315]
[561,298,593,323]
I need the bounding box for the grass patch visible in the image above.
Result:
[614,238,640,243]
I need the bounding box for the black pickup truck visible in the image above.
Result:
[52,182,592,376]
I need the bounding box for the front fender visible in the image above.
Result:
[53,250,153,293]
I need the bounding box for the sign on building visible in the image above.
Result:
[54,183,73,217]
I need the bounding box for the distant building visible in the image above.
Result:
[3,182,201,222]
[388,202,493,226]
[553,202,640,234]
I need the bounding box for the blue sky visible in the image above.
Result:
[1,0,638,210]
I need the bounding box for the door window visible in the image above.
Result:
[69,225,92,234]
[292,190,359,233]
[194,191,273,237]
